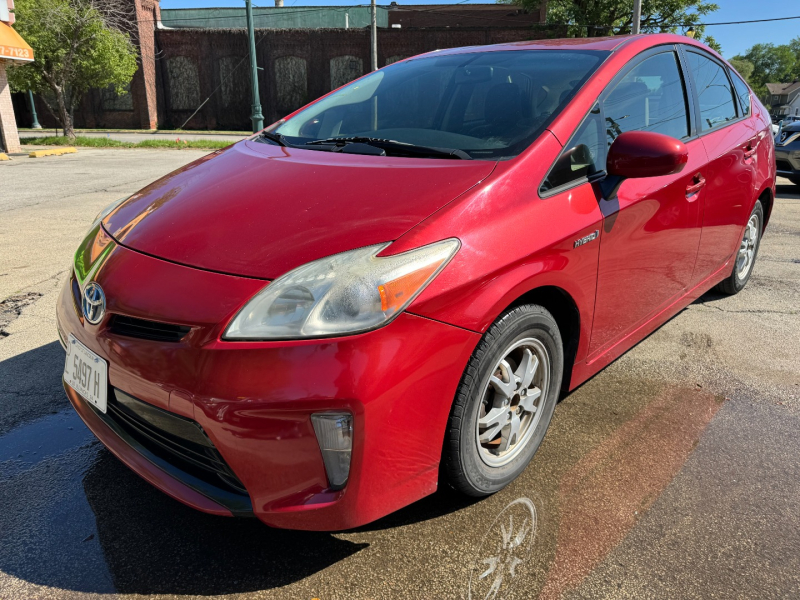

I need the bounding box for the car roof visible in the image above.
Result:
[425,33,708,56]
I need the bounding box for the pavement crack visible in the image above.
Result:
[0,292,45,336]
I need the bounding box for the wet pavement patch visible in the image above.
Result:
[0,292,43,337]
[0,409,94,478]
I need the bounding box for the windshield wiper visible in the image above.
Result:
[305,136,472,160]
[258,130,289,146]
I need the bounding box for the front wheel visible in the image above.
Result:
[442,304,563,496]
[715,200,763,295]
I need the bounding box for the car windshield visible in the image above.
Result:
[273,49,609,160]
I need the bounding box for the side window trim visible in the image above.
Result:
[539,44,691,199]
[679,45,743,134]
[728,67,751,118]
[538,104,605,198]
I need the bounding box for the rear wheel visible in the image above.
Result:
[442,304,563,496]
[715,200,763,295]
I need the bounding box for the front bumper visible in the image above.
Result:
[58,229,479,530]
[775,144,800,179]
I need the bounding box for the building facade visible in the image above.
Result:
[767,81,800,119]
[0,0,34,152]
[14,2,551,132]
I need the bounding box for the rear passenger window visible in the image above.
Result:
[730,71,751,117]
[686,51,737,130]
[540,108,604,193]
[604,51,690,145]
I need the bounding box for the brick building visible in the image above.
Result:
[14,2,552,132]
[0,0,33,153]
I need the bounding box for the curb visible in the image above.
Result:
[0,153,9,161]
[29,147,78,158]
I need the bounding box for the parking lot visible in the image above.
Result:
[1,148,799,599]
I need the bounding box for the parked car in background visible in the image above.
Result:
[776,120,800,186]
[58,33,775,531]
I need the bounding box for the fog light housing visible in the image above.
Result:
[310,413,353,490]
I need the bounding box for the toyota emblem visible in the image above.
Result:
[82,282,106,325]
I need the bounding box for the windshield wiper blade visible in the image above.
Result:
[258,130,288,146]
[305,136,472,160]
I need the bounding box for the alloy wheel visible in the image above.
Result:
[736,213,760,280]
[475,338,550,467]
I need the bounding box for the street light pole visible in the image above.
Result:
[26,90,42,129]
[632,0,642,34]
[246,0,264,132]
[370,0,378,71]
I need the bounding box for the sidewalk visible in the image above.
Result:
[18,129,249,144]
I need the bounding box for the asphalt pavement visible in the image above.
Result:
[1,148,798,599]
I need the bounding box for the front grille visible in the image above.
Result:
[107,389,249,498]
[109,315,191,342]
[776,159,794,173]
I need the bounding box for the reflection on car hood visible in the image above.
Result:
[102,140,495,279]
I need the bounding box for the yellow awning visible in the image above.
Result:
[0,22,34,63]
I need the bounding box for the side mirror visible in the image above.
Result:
[600,131,689,199]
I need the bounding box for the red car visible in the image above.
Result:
[58,34,775,530]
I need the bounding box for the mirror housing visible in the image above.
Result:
[600,131,689,199]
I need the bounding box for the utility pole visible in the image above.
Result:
[26,90,42,129]
[246,0,264,132]
[370,0,378,71]
[631,0,642,34]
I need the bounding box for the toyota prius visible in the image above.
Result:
[58,34,775,530]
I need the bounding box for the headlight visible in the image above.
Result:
[224,239,460,340]
[90,196,128,231]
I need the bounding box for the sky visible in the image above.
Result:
[158,0,800,58]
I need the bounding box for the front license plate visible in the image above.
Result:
[64,334,108,413]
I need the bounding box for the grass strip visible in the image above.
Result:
[21,136,234,150]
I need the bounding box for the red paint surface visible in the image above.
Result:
[59,33,775,529]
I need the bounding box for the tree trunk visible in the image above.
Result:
[52,83,76,141]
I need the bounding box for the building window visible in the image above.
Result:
[330,56,363,91]
[101,83,134,111]
[166,56,201,111]
[218,56,249,108]
[275,56,308,115]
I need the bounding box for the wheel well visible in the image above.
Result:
[507,286,580,396]
[759,187,773,230]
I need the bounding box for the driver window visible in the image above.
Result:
[604,51,690,145]
[540,107,604,194]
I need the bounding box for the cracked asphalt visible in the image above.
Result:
[1,149,799,599]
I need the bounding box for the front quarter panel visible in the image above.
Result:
[390,132,604,367]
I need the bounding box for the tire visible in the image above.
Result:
[715,200,763,295]
[442,304,563,497]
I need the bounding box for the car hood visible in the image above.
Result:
[103,140,495,279]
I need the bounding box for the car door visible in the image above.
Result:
[587,47,707,357]
[681,47,758,282]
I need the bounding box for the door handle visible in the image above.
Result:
[685,174,706,197]
[743,142,757,159]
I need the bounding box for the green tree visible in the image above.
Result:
[738,42,799,103]
[502,0,720,51]
[8,0,138,140]
[728,57,754,83]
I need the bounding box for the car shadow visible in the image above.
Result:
[0,340,473,595]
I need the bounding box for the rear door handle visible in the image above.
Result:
[685,174,706,197]
[744,142,757,159]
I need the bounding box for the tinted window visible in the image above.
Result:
[730,70,751,117]
[686,51,737,131]
[540,108,604,193]
[604,51,689,145]
[275,50,608,160]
